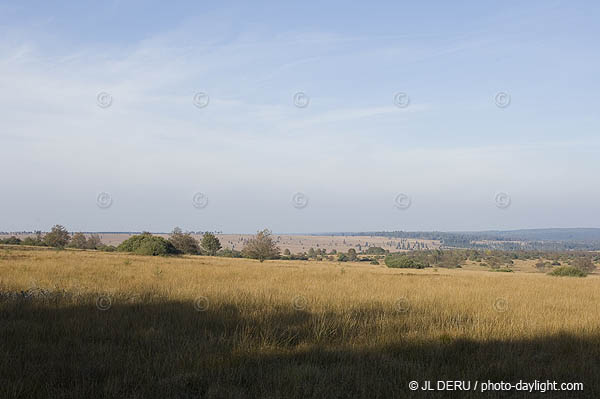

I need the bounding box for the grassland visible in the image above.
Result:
[1,246,599,398]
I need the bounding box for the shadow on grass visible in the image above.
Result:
[1,297,598,399]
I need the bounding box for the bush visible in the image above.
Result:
[69,233,88,249]
[68,233,104,250]
[44,225,70,248]
[366,247,386,255]
[242,229,280,262]
[571,257,596,273]
[0,236,21,245]
[98,244,117,252]
[217,248,242,258]
[117,233,178,256]
[347,249,358,261]
[21,231,45,246]
[549,266,587,277]
[370,260,380,265]
[337,253,349,262]
[168,228,201,254]
[384,254,427,269]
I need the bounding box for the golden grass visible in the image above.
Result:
[1,247,599,398]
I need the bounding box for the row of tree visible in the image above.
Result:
[0,226,103,249]
[0,225,279,261]
[115,228,284,261]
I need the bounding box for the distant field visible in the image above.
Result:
[0,233,440,253]
[1,247,599,398]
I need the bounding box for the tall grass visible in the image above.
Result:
[1,247,599,398]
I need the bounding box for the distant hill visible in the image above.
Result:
[322,228,600,251]
[463,228,600,242]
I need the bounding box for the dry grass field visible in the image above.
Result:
[1,246,599,398]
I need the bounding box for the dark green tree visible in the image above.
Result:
[118,232,178,256]
[201,232,222,256]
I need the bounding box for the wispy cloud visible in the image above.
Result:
[1,4,599,232]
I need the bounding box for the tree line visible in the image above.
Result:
[1,226,598,275]
[0,225,280,262]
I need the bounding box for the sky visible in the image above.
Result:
[1,0,599,233]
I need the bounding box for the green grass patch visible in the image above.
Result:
[548,266,587,277]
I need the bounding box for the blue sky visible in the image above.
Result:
[1,1,599,233]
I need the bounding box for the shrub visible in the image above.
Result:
[98,244,117,252]
[21,231,45,246]
[549,266,587,277]
[86,234,103,249]
[69,233,88,249]
[347,249,358,261]
[242,229,280,262]
[69,233,104,250]
[337,253,349,262]
[384,254,427,269]
[217,248,242,258]
[571,257,596,273]
[117,233,178,256]
[44,225,70,248]
[366,246,386,255]
[0,236,21,245]
[169,228,201,254]
[370,260,380,265]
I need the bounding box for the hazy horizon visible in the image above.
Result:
[3,227,600,235]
